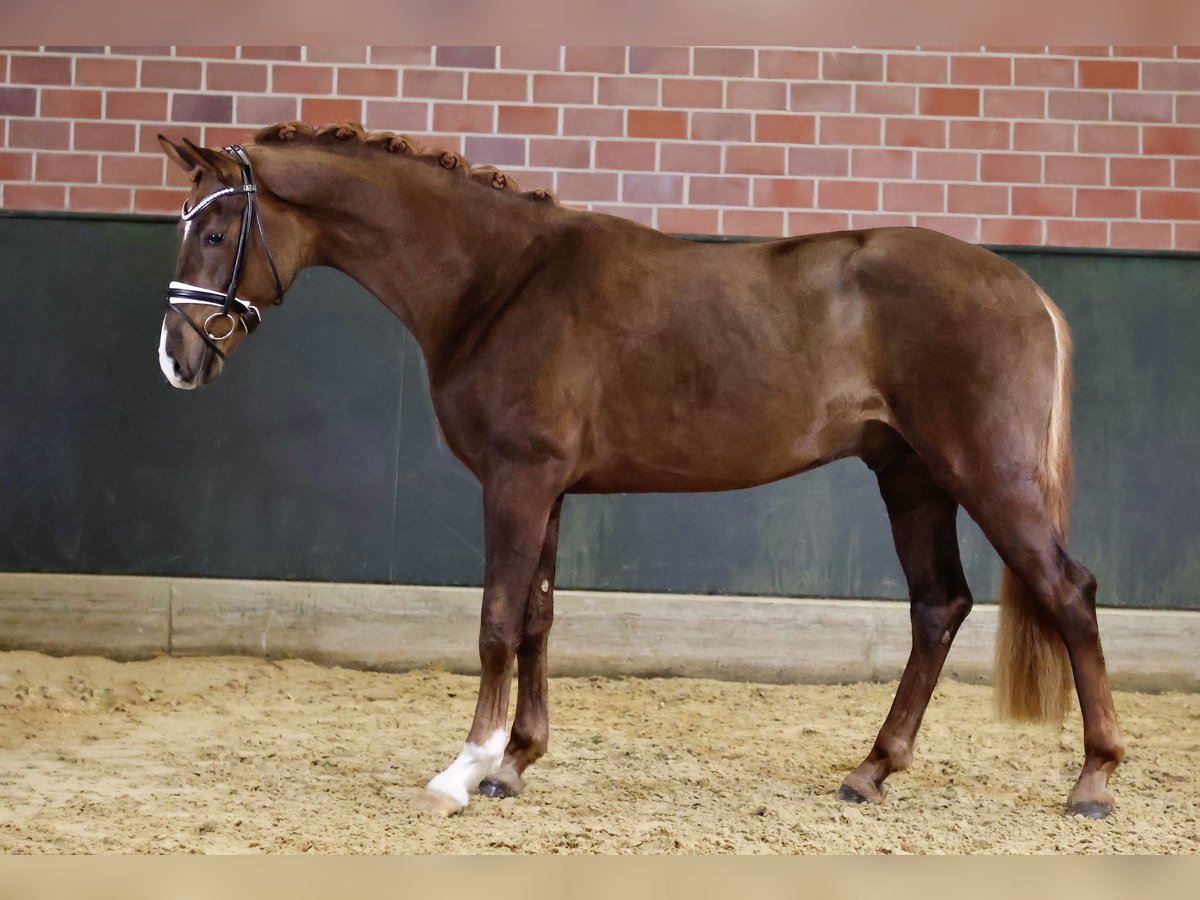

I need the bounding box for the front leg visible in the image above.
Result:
[420,467,564,815]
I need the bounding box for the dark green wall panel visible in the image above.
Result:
[1,214,1197,609]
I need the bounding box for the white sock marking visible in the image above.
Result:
[425,728,508,809]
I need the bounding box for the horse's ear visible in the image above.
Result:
[158,134,204,179]
[179,137,241,182]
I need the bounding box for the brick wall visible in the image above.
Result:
[2,45,1199,250]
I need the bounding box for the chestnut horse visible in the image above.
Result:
[156,123,1124,819]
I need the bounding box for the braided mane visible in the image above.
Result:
[253,121,557,204]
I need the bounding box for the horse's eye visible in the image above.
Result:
[205,232,225,246]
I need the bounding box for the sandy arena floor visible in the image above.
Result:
[0,650,1196,854]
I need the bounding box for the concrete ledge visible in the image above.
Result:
[1,573,1197,691]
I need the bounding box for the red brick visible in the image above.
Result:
[1178,48,1200,59]
[755,114,815,145]
[726,145,786,175]
[788,146,849,177]
[468,72,528,102]
[463,136,526,166]
[598,76,658,107]
[1014,57,1075,87]
[1177,224,1200,251]
[981,153,1040,183]
[823,50,884,82]
[789,211,850,234]
[1142,61,1200,91]
[723,208,785,236]
[628,47,690,75]
[727,81,788,111]
[1112,93,1171,123]
[75,57,137,87]
[499,47,561,71]
[239,47,302,61]
[239,95,302,125]
[950,119,1010,150]
[694,48,754,77]
[981,217,1043,245]
[1013,122,1074,152]
[106,91,167,120]
[433,103,494,133]
[371,46,434,66]
[886,53,947,84]
[691,112,751,142]
[274,64,333,94]
[818,179,878,210]
[594,204,655,226]
[561,108,623,137]
[1078,123,1138,154]
[628,109,686,139]
[556,171,618,202]
[435,46,496,69]
[887,117,946,148]
[0,150,33,180]
[206,62,267,93]
[102,154,163,184]
[300,97,363,123]
[790,83,852,113]
[499,105,557,134]
[1046,45,1109,56]
[203,126,256,148]
[851,148,912,179]
[36,152,98,183]
[533,74,593,104]
[689,176,750,206]
[948,183,1008,214]
[622,173,684,204]
[1142,190,1200,220]
[1110,157,1170,186]
[41,89,103,119]
[855,84,914,115]
[141,60,202,89]
[175,46,239,59]
[853,212,914,230]
[950,55,1011,86]
[1045,155,1106,185]
[1110,221,1172,248]
[338,67,399,97]
[1078,60,1139,89]
[172,93,233,123]
[69,186,131,212]
[820,115,881,146]
[404,70,464,99]
[916,150,978,181]
[1111,47,1174,58]
[1177,95,1200,124]
[74,122,136,152]
[1045,219,1108,247]
[883,182,943,212]
[753,177,815,207]
[595,141,655,171]
[1144,126,1200,156]
[659,206,720,234]
[919,87,980,117]
[564,47,625,74]
[983,89,1045,119]
[1012,186,1071,216]
[1175,159,1200,189]
[1076,188,1136,218]
[10,53,72,85]
[758,49,819,80]
[8,119,71,149]
[529,138,590,169]
[306,47,368,64]
[4,183,66,209]
[662,78,722,108]
[915,214,980,242]
[1047,90,1109,120]
[659,142,721,173]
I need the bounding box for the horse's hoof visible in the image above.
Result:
[838,784,869,804]
[413,789,464,817]
[1066,800,1113,820]
[478,779,515,799]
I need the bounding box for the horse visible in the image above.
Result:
[155,122,1124,819]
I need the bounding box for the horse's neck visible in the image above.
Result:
[270,147,544,367]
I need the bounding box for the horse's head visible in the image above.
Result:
[156,136,304,389]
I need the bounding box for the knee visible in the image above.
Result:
[478,620,521,667]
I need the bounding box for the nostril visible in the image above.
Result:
[172,358,183,375]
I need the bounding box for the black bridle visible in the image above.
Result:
[165,145,284,360]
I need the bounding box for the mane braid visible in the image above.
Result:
[253,121,557,204]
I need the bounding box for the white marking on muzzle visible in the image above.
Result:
[425,728,508,810]
[159,323,197,390]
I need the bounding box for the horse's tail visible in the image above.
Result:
[994,287,1075,723]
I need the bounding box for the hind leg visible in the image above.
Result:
[841,449,973,804]
[962,480,1124,817]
